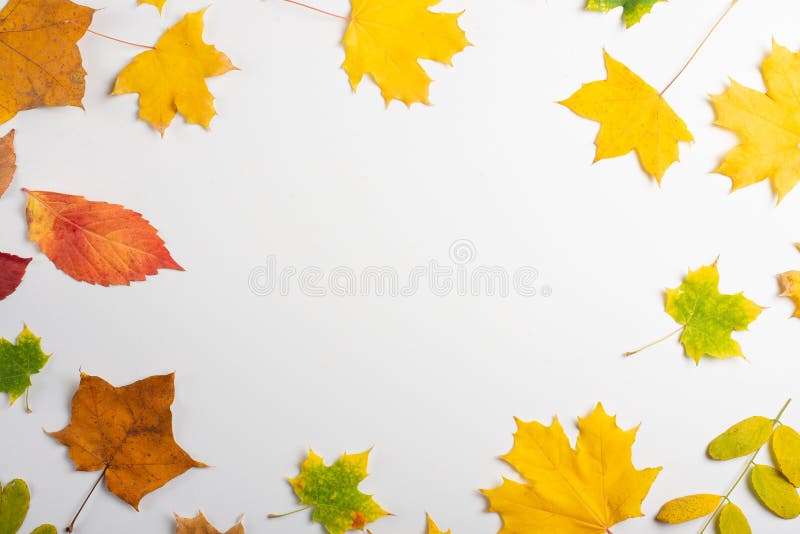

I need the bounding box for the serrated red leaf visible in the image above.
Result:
[0,252,31,300]
[24,190,183,286]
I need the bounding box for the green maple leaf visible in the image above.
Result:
[287,450,388,534]
[0,479,56,534]
[666,262,762,364]
[586,0,665,27]
[0,326,51,409]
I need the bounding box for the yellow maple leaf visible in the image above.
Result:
[342,0,470,107]
[139,0,166,13]
[426,514,450,534]
[482,403,661,534]
[711,41,800,203]
[112,9,236,135]
[560,51,693,183]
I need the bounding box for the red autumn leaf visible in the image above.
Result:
[0,252,31,301]
[24,189,183,286]
[0,130,15,197]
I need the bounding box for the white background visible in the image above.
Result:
[2,0,800,532]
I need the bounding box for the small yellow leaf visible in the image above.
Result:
[750,464,800,519]
[560,51,693,183]
[778,271,800,318]
[138,0,166,13]
[707,416,774,460]
[112,9,235,135]
[426,514,450,534]
[772,426,800,487]
[656,494,721,524]
[718,503,751,534]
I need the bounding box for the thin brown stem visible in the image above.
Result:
[66,466,108,533]
[25,388,31,414]
[279,0,349,20]
[624,326,684,357]
[86,29,154,50]
[268,506,312,519]
[660,0,739,96]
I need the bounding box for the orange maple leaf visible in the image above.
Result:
[0,0,94,124]
[50,373,205,511]
[0,130,15,197]
[24,189,183,286]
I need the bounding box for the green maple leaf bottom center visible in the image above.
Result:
[666,266,761,363]
[292,458,385,534]
[0,328,49,403]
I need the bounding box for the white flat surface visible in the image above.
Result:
[3,0,800,532]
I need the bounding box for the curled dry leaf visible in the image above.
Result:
[112,10,236,135]
[175,511,244,534]
[585,0,665,27]
[482,403,661,533]
[0,252,31,301]
[0,130,16,198]
[0,0,94,125]
[49,373,205,511]
[343,0,470,106]
[560,51,692,183]
[24,189,182,286]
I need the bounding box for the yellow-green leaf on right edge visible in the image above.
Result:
[112,10,236,135]
[718,503,751,534]
[707,416,774,460]
[750,464,800,519]
[342,0,470,107]
[665,262,762,364]
[656,494,721,524]
[560,51,693,184]
[711,41,800,203]
[772,426,800,487]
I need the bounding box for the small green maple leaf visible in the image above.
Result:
[0,326,51,410]
[666,262,762,364]
[586,0,665,27]
[0,479,57,534]
[285,450,388,534]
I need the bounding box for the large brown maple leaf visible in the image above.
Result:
[50,373,205,510]
[0,0,94,124]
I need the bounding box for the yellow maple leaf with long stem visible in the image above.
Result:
[482,404,661,534]
[712,41,800,203]
[112,9,236,135]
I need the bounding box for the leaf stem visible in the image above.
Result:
[268,506,312,519]
[25,388,31,414]
[66,466,108,533]
[624,326,684,357]
[279,0,349,20]
[86,29,154,50]
[697,398,792,534]
[660,0,739,96]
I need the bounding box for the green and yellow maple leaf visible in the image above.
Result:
[586,0,665,27]
[277,450,388,534]
[0,326,50,410]
[482,403,661,534]
[665,262,763,364]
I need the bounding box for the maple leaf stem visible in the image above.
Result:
[86,29,154,50]
[660,0,739,96]
[624,326,684,357]
[268,505,312,519]
[280,0,349,21]
[25,388,31,414]
[697,398,792,534]
[66,466,108,533]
